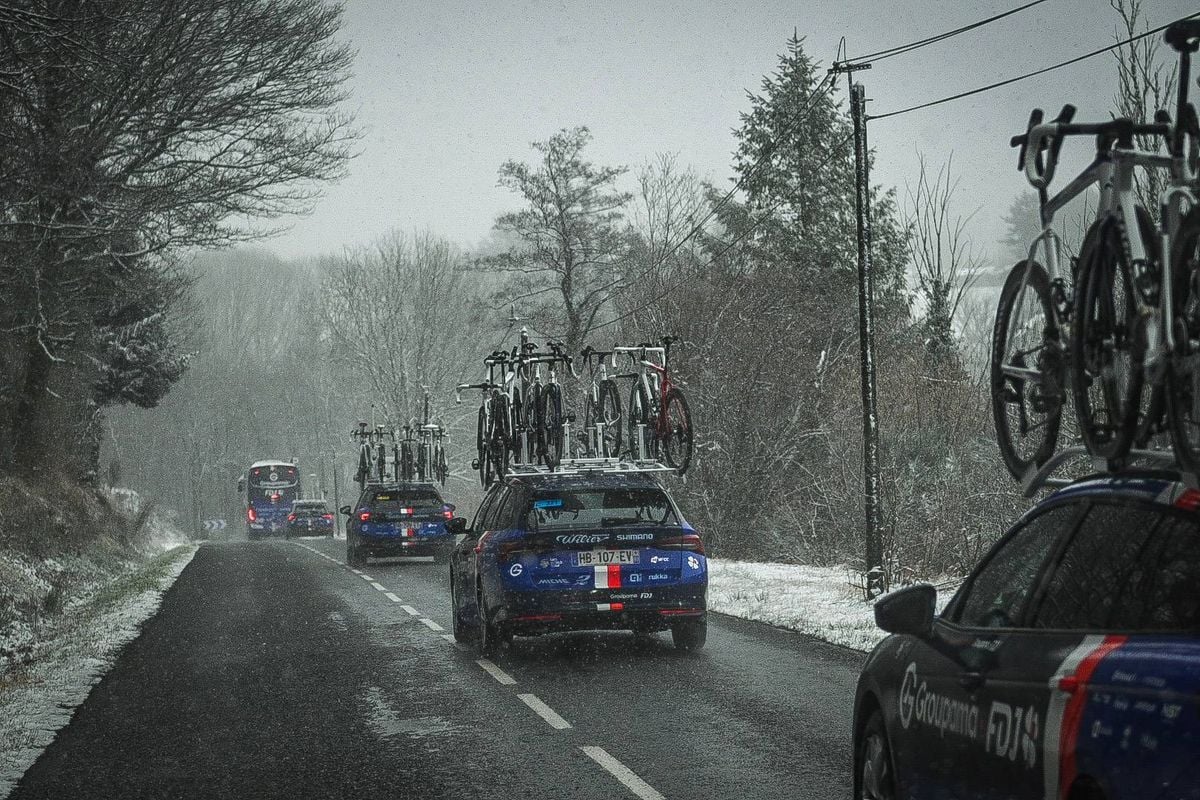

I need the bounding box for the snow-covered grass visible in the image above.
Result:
[708,559,960,652]
[0,544,196,797]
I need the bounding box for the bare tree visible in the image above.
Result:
[0,0,356,475]
[481,127,632,354]
[906,153,984,364]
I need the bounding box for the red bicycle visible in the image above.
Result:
[614,336,693,474]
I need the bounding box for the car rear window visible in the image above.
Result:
[371,489,442,512]
[526,488,678,531]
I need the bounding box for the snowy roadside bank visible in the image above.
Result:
[0,544,197,797]
[708,559,959,652]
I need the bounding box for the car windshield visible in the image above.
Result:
[526,488,678,530]
[370,489,442,512]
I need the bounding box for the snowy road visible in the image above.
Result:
[8,539,864,799]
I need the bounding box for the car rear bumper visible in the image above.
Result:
[491,586,707,634]
[356,533,453,557]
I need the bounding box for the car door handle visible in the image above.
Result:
[958,672,985,691]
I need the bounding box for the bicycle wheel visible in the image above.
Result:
[510,387,524,464]
[1071,217,1145,463]
[489,393,511,478]
[539,384,564,468]
[435,445,449,486]
[990,260,1063,480]
[400,442,414,481]
[661,388,693,473]
[527,384,543,463]
[1167,207,1200,471]
[598,379,622,458]
[476,406,488,488]
[628,383,655,460]
[375,445,386,482]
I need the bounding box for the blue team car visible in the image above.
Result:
[448,470,708,657]
[342,482,456,567]
[852,471,1200,800]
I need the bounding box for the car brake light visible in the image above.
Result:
[247,507,257,522]
[443,509,453,520]
[323,514,333,521]
[658,533,704,554]
[287,513,296,522]
[1176,489,1200,511]
[359,512,371,522]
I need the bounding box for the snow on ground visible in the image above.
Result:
[0,545,197,798]
[708,559,958,652]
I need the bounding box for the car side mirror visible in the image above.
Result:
[874,584,936,638]
[446,517,467,534]
[339,505,351,516]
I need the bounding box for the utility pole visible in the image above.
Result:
[832,61,884,598]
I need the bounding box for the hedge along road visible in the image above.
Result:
[7,539,865,799]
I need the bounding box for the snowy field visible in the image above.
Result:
[0,545,196,797]
[708,559,958,652]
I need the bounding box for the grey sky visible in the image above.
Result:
[270,0,1195,265]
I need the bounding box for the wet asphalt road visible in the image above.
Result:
[10,539,865,799]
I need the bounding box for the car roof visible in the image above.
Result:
[500,471,666,493]
[1042,469,1198,512]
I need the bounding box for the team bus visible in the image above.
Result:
[239,460,300,539]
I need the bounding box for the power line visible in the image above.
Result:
[870,11,1200,122]
[591,130,856,334]
[837,0,1055,67]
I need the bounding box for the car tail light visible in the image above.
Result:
[443,508,453,520]
[658,533,704,554]
[247,507,257,522]
[287,513,296,522]
[323,514,333,521]
[359,512,371,522]
[1176,489,1200,511]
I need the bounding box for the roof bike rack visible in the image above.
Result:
[505,457,677,478]
[1019,445,1197,497]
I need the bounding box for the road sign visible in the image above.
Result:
[202,519,227,532]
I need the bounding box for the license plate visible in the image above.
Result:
[575,549,640,566]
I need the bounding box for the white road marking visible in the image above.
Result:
[580,746,665,800]
[400,605,420,616]
[384,592,402,603]
[440,633,457,643]
[419,618,444,631]
[360,574,375,582]
[370,582,387,591]
[350,569,362,575]
[517,693,571,730]
[476,659,516,686]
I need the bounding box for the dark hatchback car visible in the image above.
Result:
[448,470,708,657]
[342,482,455,567]
[853,472,1200,800]
[286,499,334,538]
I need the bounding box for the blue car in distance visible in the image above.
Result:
[448,470,708,657]
[853,471,1200,800]
[342,483,456,567]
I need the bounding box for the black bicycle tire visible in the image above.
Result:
[510,387,523,464]
[1130,206,1165,448]
[527,384,544,463]
[540,384,564,468]
[628,382,655,460]
[661,388,693,474]
[476,406,488,488]
[990,260,1062,480]
[1071,216,1145,463]
[1167,206,1200,472]
[598,379,623,459]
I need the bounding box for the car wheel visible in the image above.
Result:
[451,570,477,642]
[346,537,366,568]
[670,618,707,651]
[476,593,506,657]
[857,709,896,800]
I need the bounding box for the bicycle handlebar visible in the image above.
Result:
[1012,104,1171,190]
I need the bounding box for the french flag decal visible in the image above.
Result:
[594,564,622,589]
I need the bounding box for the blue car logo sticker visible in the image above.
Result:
[509,563,523,577]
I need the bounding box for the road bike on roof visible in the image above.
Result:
[614,336,693,474]
[572,346,623,458]
[456,351,511,487]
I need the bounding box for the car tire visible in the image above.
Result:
[476,594,507,657]
[856,709,896,800]
[670,618,707,651]
[346,537,366,568]
[451,570,477,642]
